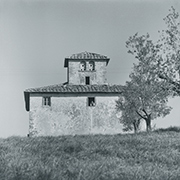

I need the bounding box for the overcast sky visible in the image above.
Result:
[0,0,180,137]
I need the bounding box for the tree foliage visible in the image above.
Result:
[157,7,180,95]
[116,93,141,133]
[117,32,172,132]
[116,7,180,132]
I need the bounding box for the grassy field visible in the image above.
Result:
[1,127,180,180]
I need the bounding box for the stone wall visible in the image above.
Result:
[29,96,122,136]
[68,61,107,85]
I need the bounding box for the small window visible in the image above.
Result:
[88,97,95,107]
[43,97,51,106]
[85,76,90,85]
[89,61,95,71]
[80,61,86,71]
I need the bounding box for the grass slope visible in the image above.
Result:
[1,128,180,180]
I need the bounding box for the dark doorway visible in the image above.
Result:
[85,76,90,85]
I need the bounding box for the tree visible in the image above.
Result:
[116,94,141,133]
[157,7,180,95]
[116,33,172,132]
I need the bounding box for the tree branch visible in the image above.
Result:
[142,109,149,118]
[158,74,180,88]
[159,74,180,95]
[136,110,146,120]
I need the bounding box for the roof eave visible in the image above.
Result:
[64,58,69,68]
[64,58,110,68]
[24,91,30,112]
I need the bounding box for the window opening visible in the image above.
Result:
[88,97,95,107]
[43,97,51,106]
[80,61,86,71]
[89,61,95,71]
[85,76,90,85]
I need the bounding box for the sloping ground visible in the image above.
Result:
[1,129,180,180]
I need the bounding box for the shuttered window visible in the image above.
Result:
[43,97,51,106]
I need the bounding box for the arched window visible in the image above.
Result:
[89,61,95,71]
[80,61,86,71]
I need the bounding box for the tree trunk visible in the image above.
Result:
[133,122,137,133]
[145,114,151,132]
[133,118,141,133]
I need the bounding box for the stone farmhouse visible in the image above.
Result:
[24,52,123,136]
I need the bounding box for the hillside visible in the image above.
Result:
[1,128,180,180]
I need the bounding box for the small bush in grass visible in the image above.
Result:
[63,141,83,154]
[155,126,180,132]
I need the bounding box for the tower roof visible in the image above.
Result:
[64,51,110,67]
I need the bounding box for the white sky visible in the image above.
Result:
[0,0,180,137]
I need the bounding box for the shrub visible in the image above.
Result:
[155,126,180,132]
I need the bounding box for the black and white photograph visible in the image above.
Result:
[0,0,180,179]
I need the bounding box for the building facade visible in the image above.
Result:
[24,52,123,136]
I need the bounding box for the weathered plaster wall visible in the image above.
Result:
[68,61,107,85]
[29,96,122,136]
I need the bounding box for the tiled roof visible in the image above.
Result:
[24,84,123,111]
[64,51,110,67]
[25,84,124,93]
[66,51,109,60]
